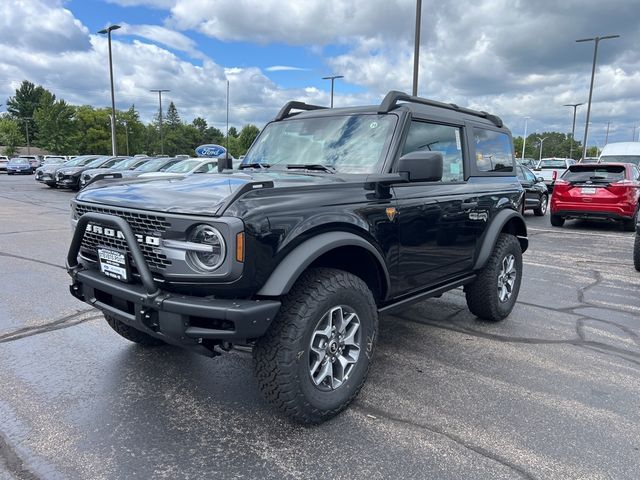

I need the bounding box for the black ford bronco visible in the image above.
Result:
[67,91,528,424]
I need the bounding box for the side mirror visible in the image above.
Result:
[537,176,544,182]
[397,151,443,182]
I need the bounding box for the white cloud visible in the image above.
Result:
[265,66,310,72]
[118,23,206,59]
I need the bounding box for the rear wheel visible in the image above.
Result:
[533,194,548,216]
[465,234,522,322]
[253,268,378,424]
[634,233,640,272]
[550,214,564,227]
[622,210,637,232]
[104,313,165,346]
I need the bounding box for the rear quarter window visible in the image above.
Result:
[472,128,514,173]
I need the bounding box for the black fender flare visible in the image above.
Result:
[473,209,528,271]
[256,231,391,298]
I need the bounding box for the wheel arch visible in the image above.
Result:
[473,209,528,271]
[256,231,390,302]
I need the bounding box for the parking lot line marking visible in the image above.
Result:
[528,227,634,239]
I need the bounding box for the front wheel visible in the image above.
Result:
[465,233,523,322]
[533,194,548,216]
[253,268,378,424]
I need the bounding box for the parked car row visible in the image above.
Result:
[30,154,231,191]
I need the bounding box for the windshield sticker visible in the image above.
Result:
[455,130,462,150]
[370,122,378,129]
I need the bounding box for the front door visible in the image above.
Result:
[392,120,479,296]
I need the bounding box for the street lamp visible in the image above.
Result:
[150,89,170,154]
[576,34,620,161]
[521,116,530,160]
[412,0,422,96]
[123,120,130,156]
[563,103,583,159]
[322,75,344,108]
[98,24,121,156]
[20,117,32,155]
[536,136,548,162]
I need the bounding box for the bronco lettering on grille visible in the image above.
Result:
[85,224,161,246]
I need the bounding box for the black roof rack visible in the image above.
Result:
[274,101,327,121]
[378,90,503,128]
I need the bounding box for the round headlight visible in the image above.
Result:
[186,225,226,272]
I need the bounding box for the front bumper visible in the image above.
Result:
[67,211,280,354]
[56,174,80,188]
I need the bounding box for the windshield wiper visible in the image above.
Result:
[239,162,270,170]
[286,164,336,173]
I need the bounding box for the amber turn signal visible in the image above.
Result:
[236,232,245,262]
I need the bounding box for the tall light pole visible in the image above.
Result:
[123,120,130,156]
[521,116,530,160]
[576,34,620,161]
[98,24,120,156]
[412,0,422,96]
[150,89,170,154]
[322,75,344,108]
[536,136,548,162]
[21,117,32,154]
[563,103,583,159]
[605,121,610,145]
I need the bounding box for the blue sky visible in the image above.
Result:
[1,0,640,147]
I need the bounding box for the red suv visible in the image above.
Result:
[550,163,640,231]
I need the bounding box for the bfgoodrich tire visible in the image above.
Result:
[634,233,640,272]
[465,233,523,322]
[253,268,378,424]
[104,313,165,346]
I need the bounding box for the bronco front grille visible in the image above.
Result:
[74,203,172,271]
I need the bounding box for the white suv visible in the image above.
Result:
[0,155,8,171]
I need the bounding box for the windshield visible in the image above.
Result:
[165,159,201,173]
[243,114,396,174]
[62,156,94,167]
[44,158,64,164]
[84,156,112,168]
[538,159,567,168]
[562,165,626,182]
[10,158,29,164]
[113,157,140,170]
[599,155,640,166]
[135,158,168,172]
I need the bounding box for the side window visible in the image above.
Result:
[402,121,464,182]
[473,128,513,173]
[524,168,537,182]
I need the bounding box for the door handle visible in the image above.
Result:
[461,201,478,210]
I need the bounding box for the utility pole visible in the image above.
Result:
[150,89,170,155]
[521,116,530,160]
[605,121,610,145]
[98,24,120,156]
[576,34,620,161]
[563,103,583,159]
[412,0,422,96]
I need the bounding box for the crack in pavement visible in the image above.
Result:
[0,429,39,480]
[0,309,100,344]
[0,228,69,236]
[354,403,536,480]
[0,252,65,271]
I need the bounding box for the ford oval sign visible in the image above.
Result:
[195,144,226,157]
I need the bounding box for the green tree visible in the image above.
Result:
[238,124,260,153]
[6,80,49,141]
[68,106,112,154]
[33,91,75,154]
[117,105,146,155]
[0,118,24,157]
[228,126,238,138]
[166,101,181,128]
[204,126,224,145]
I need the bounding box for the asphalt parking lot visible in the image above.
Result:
[1,174,639,480]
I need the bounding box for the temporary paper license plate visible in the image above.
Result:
[581,187,596,194]
[98,247,129,282]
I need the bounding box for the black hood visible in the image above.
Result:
[75,171,347,215]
